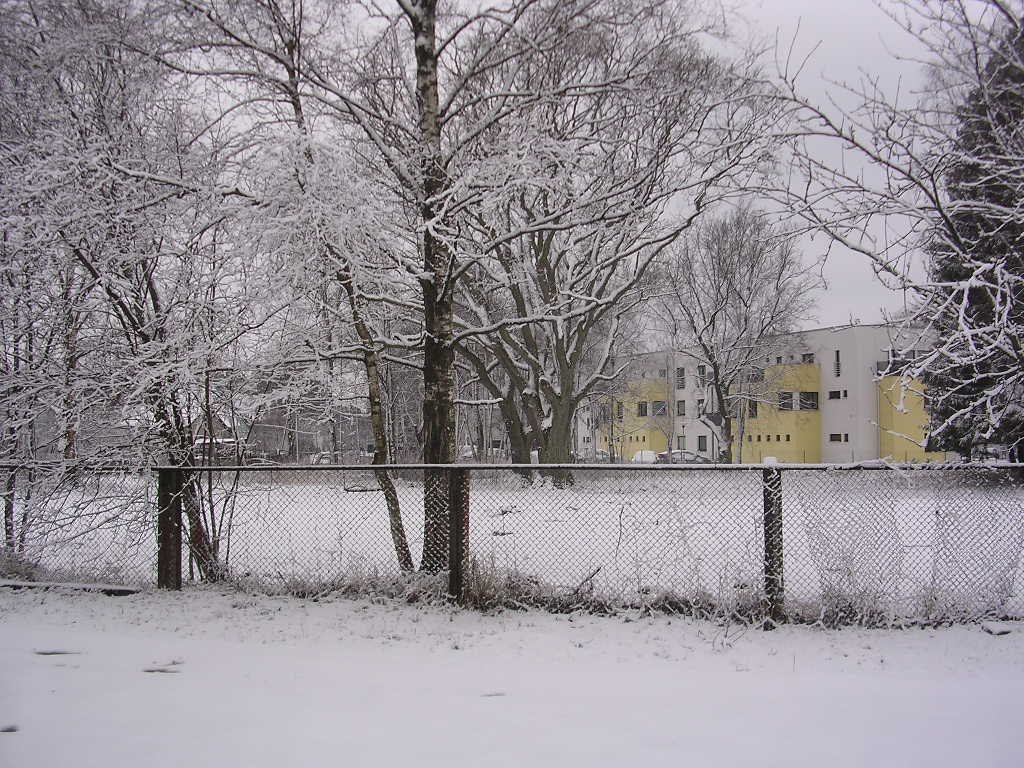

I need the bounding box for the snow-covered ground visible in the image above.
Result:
[1,586,1022,768]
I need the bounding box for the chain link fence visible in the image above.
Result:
[2,462,1022,625]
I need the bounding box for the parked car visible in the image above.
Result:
[656,449,713,464]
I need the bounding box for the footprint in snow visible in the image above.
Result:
[144,659,185,674]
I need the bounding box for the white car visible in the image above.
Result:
[630,450,659,464]
[656,450,713,464]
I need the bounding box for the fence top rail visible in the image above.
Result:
[142,461,1021,472]
[1,461,1020,473]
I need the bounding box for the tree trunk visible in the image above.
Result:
[336,258,415,572]
[3,470,15,551]
[408,0,456,573]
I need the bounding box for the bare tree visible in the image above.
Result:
[442,1,778,475]
[648,206,818,462]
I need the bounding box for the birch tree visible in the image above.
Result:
[158,0,418,569]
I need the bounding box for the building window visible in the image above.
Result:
[766,434,771,442]
[676,399,686,417]
[828,390,841,400]
[698,435,708,452]
[834,349,841,377]
[843,390,848,398]
[776,434,781,442]
[778,392,794,411]
[756,435,762,442]
[799,391,819,410]
[697,365,707,388]
[658,368,667,378]
[675,367,686,388]
[748,400,758,419]
[637,401,648,417]
[653,401,667,416]
[491,439,502,449]
[642,435,646,442]
[801,352,815,364]
[677,435,686,450]
[697,398,705,414]
[785,434,791,442]
[616,402,623,420]
[829,433,842,442]
[747,435,752,442]
[748,368,765,383]
[843,433,849,443]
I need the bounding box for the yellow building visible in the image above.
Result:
[575,324,953,464]
[877,375,949,463]
[742,362,822,463]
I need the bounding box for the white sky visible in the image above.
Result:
[732,0,927,328]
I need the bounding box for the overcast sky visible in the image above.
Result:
[732,0,927,328]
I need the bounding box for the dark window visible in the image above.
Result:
[697,435,708,452]
[491,439,502,449]
[843,390,848,398]
[785,434,791,442]
[776,434,781,442]
[653,401,667,417]
[766,434,771,442]
[637,401,648,417]
[756,435,762,442]
[658,368,667,378]
[747,435,752,442]
[676,400,686,417]
[776,356,782,364]
[799,391,819,410]
[697,399,705,414]
[834,349,841,377]
[677,435,686,450]
[843,433,850,443]
[366,443,375,453]
[801,352,815,364]
[697,365,707,387]
[749,368,765,383]
[748,400,758,419]
[616,402,623,420]
[778,392,794,411]
[828,390,841,400]
[642,435,646,442]
[829,433,842,442]
[675,367,686,388]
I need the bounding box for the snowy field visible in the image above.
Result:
[1,586,1023,768]
[10,466,1024,621]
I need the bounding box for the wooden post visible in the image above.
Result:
[447,468,469,602]
[157,468,182,590]
[762,462,784,627]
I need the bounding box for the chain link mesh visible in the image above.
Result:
[2,463,1022,624]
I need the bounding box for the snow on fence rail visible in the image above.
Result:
[2,462,1022,624]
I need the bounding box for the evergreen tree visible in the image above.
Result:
[926,26,1024,459]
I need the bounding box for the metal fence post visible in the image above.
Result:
[157,468,182,590]
[762,462,784,627]
[447,467,470,602]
